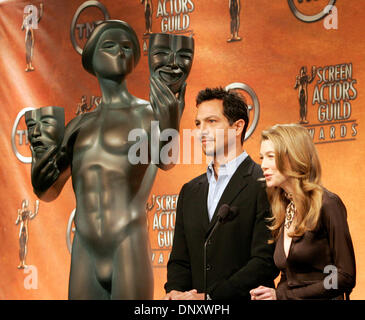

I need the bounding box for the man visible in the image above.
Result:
[164,87,278,300]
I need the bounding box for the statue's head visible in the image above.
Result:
[82,20,141,79]
[300,66,307,76]
[149,33,194,94]
[25,106,65,160]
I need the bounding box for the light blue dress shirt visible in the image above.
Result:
[206,151,248,221]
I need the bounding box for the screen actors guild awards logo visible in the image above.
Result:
[146,194,178,267]
[142,1,195,55]
[22,3,43,72]
[294,66,316,124]
[75,95,101,115]
[16,199,39,269]
[294,63,358,144]
[227,0,241,42]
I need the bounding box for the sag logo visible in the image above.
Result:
[70,0,110,55]
[288,0,337,28]
[225,83,260,141]
[12,107,35,164]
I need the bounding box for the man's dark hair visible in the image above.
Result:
[196,87,249,144]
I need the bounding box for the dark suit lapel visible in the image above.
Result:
[194,174,210,231]
[207,156,255,230]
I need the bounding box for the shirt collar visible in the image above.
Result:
[206,151,248,181]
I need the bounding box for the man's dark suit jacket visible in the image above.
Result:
[165,156,279,299]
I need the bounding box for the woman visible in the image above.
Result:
[250,124,356,300]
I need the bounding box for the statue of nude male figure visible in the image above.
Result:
[25,20,194,299]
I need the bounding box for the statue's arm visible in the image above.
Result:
[294,76,300,89]
[38,3,44,23]
[15,210,21,225]
[29,200,40,219]
[308,65,317,83]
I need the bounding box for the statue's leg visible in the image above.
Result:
[68,233,110,300]
[25,33,32,70]
[111,224,154,300]
[299,89,306,121]
[18,230,27,268]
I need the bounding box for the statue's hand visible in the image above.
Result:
[150,75,179,130]
[31,145,60,193]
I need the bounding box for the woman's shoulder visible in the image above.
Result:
[320,187,348,222]
[322,188,345,207]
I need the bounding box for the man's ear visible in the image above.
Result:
[233,119,245,138]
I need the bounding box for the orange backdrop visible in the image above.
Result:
[1,0,364,299]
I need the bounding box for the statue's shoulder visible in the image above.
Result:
[132,96,154,116]
[62,111,98,147]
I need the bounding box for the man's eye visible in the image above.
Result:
[209,119,216,123]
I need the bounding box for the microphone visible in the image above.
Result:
[217,204,230,224]
[203,204,239,299]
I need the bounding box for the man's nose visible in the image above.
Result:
[198,123,209,137]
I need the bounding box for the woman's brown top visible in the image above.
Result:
[274,189,356,300]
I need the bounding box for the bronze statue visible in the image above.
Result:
[22,3,43,72]
[228,0,241,42]
[141,0,153,35]
[15,199,39,269]
[294,66,316,124]
[25,20,194,299]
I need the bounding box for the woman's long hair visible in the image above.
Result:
[261,124,323,242]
